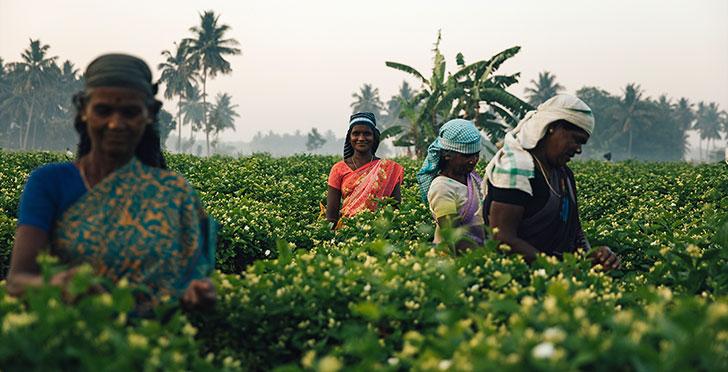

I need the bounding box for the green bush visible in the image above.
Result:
[0,258,241,371]
[0,152,726,370]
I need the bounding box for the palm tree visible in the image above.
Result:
[43,60,81,150]
[158,41,199,152]
[350,84,384,115]
[0,64,27,148]
[0,58,6,98]
[0,58,11,145]
[179,85,207,152]
[208,92,239,150]
[306,127,326,151]
[619,83,646,158]
[694,102,724,161]
[184,10,241,156]
[675,98,695,131]
[383,81,415,128]
[524,71,565,106]
[157,109,176,146]
[9,39,57,149]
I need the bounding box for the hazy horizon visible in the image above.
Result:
[1,0,726,143]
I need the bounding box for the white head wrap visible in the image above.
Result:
[484,94,594,195]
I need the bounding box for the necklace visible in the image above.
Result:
[532,155,562,198]
[352,154,373,169]
[78,161,92,190]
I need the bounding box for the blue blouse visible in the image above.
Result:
[18,162,87,233]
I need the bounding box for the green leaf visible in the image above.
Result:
[494,273,512,288]
[276,239,292,265]
[380,125,404,140]
[351,301,381,321]
[385,61,428,85]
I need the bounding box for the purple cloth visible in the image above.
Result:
[459,172,481,224]
[460,172,483,244]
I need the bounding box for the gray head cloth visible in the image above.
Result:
[84,53,157,96]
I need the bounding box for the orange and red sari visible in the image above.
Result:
[327,159,404,219]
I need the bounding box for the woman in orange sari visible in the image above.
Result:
[325,112,404,228]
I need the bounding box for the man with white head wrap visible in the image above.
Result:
[483,95,619,269]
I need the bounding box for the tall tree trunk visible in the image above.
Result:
[31,114,38,149]
[412,122,421,159]
[628,127,633,159]
[23,100,35,150]
[189,119,195,142]
[177,97,183,152]
[202,67,209,157]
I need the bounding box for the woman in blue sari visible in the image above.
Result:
[7,54,216,311]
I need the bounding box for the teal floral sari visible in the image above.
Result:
[51,158,215,308]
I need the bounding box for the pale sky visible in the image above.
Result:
[1,0,727,142]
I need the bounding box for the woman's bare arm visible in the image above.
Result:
[488,201,540,263]
[6,225,47,296]
[391,183,402,208]
[325,186,342,226]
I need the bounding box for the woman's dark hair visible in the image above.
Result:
[72,91,167,169]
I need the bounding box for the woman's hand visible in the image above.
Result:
[591,246,620,270]
[181,278,217,311]
[47,266,106,302]
[49,267,80,287]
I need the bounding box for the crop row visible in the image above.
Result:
[0,151,726,370]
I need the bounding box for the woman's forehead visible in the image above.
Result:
[571,129,590,141]
[350,124,373,133]
[88,87,146,104]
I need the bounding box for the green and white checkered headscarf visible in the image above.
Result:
[417,119,481,203]
[484,94,594,195]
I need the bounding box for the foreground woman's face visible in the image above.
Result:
[350,124,375,154]
[545,126,589,167]
[84,87,150,159]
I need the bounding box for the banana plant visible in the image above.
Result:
[449,46,533,141]
[385,32,531,158]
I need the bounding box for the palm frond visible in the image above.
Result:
[385,62,428,86]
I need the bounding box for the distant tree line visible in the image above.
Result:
[525,72,728,161]
[523,71,728,161]
[0,40,85,151]
[233,129,351,157]
[3,25,726,161]
[349,33,727,161]
[0,10,241,156]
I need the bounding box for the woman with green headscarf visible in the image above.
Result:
[7,54,216,312]
[418,119,484,251]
